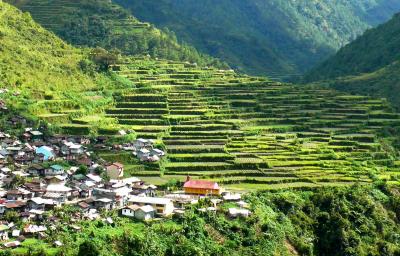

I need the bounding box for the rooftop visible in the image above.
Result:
[128,196,172,205]
[184,180,220,190]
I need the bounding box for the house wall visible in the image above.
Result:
[162,202,174,216]
[135,210,154,221]
[0,232,8,241]
[128,202,173,216]
[184,187,220,195]
[122,209,134,217]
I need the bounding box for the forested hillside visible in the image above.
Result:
[5,0,226,68]
[0,1,118,121]
[304,13,400,81]
[115,0,400,80]
[304,13,400,110]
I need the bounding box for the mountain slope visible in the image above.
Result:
[0,1,119,124]
[2,0,400,189]
[316,62,400,110]
[303,13,400,109]
[304,13,400,82]
[114,0,400,80]
[5,0,226,68]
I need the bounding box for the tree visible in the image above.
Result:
[78,240,100,256]
[4,210,19,223]
[76,165,89,175]
[94,166,104,175]
[7,175,26,189]
[90,47,119,71]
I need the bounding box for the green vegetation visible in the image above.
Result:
[0,2,119,126]
[304,13,400,81]
[115,0,400,80]
[2,0,400,190]
[6,0,226,69]
[1,1,400,255]
[0,1,148,135]
[100,57,400,190]
[2,184,399,255]
[304,13,400,110]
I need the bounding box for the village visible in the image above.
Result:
[0,116,251,249]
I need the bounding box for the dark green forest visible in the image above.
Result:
[304,13,400,81]
[115,0,400,80]
[304,13,400,110]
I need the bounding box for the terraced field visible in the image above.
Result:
[7,0,220,68]
[9,0,151,39]
[96,57,400,190]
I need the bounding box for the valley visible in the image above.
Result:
[0,1,399,255]
[115,0,400,79]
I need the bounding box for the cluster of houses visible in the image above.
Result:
[130,138,165,162]
[0,125,250,248]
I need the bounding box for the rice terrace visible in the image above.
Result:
[1,0,400,255]
[59,56,400,191]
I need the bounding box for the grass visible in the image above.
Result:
[12,239,59,256]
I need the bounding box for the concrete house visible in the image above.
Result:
[134,138,153,149]
[29,131,43,142]
[93,198,113,211]
[183,178,221,196]
[135,205,155,221]
[228,208,251,218]
[45,165,64,176]
[0,225,9,241]
[6,189,33,201]
[128,196,174,216]
[27,164,45,176]
[151,149,165,157]
[77,202,91,213]
[137,148,150,161]
[4,201,26,213]
[6,147,22,156]
[27,198,50,211]
[121,204,139,218]
[61,142,84,156]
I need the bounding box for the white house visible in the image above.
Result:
[151,149,165,157]
[134,205,155,221]
[0,224,8,241]
[228,208,251,218]
[121,204,139,218]
[134,138,152,149]
[86,173,102,183]
[70,144,84,155]
[128,196,174,216]
[61,141,84,155]
[223,193,241,201]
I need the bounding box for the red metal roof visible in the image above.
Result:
[183,180,219,190]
